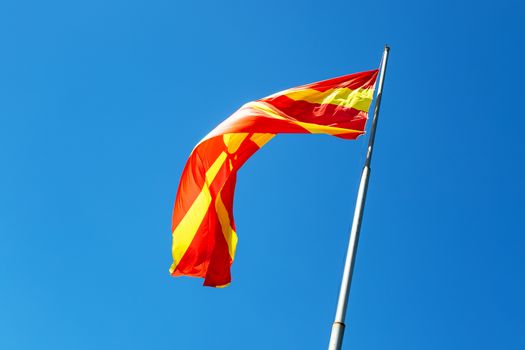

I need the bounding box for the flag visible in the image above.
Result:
[170,69,379,287]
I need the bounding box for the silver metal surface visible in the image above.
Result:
[328,45,390,350]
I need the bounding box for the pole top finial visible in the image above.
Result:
[384,44,390,51]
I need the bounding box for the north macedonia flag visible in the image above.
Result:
[170,69,379,287]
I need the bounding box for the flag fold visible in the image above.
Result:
[170,69,379,287]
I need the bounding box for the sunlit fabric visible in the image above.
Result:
[170,69,379,287]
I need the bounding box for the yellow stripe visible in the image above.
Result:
[293,120,362,136]
[218,133,274,261]
[205,151,227,185]
[248,102,362,137]
[281,87,374,112]
[247,101,287,120]
[223,133,249,154]
[170,151,228,273]
[215,192,238,261]
[250,133,275,148]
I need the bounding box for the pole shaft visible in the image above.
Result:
[328,45,390,350]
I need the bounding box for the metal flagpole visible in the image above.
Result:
[328,45,390,350]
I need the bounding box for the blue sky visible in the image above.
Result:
[1,0,524,349]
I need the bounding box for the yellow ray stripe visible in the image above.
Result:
[250,133,275,148]
[216,134,274,263]
[280,87,374,112]
[248,102,363,137]
[223,133,249,154]
[247,101,293,120]
[215,192,238,261]
[170,151,228,273]
[293,120,363,136]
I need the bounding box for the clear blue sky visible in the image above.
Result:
[1,0,524,349]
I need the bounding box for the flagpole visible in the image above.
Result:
[328,45,390,350]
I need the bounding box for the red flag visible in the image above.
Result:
[170,69,379,287]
